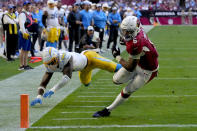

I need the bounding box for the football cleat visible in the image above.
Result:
[30,98,42,106]
[92,108,111,117]
[43,90,54,98]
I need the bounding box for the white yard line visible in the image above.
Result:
[81,92,117,94]
[66,106,105,108]
[61,112,95,114]
[157,78,197,80]
[87,87,120,89]
[78,95,197,98]
[161,66,197,69]
[75,101,111,102]
[30,124,197,129]
[93,78,197,82]
[53,118,97,120]
[157,48,197,50]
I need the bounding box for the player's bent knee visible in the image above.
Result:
[113,73,122,85]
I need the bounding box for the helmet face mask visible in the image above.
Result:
[42,47,59,71]
[120,16,140,42]
[120,28,136,42]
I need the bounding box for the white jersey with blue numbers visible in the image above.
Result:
[44,7,59,28]
[46,50,87,73]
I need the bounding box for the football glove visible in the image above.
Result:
[112,47,120,58]
[120,36,125,45]
[43,90,54,98]
[30,98,42,106]
[23,33,29,40]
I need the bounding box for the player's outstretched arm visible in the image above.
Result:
[112,47,139,72]
[30,72,53,106]
[44,57,73,98]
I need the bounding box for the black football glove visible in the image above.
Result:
[112,47,120,58]
[119,37,126,45]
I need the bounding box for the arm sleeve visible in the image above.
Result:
[19,13,27,34]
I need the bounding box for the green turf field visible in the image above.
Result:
[28,26,197,131]
[0,57,42,81]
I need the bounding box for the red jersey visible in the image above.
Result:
[126,28,159,71]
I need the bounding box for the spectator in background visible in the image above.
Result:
[56,0,65,50]
[124,7,134,18]
[80,1,93,38]
[188,7,193,24]
[3,5,18,61]
[79,26,99,53]
[0,9,4,48]
[181,9,186,24]
[31,5,39,56]
[92,3,107,53]
[67,3,82,52]
[36,2,45,51]
[18,1,33,70]
[107,6,121,50]
[118,5,125,20]
[133,6,142,19]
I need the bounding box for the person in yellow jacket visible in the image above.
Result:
[2,5,18,61]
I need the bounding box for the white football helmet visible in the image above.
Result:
[120,16,140,41]
[42,47,59,67]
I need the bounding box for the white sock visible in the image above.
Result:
[106,93,126,111]
[36,95,42,99]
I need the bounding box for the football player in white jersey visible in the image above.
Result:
[42,0,60,48]
[31,47,122,106]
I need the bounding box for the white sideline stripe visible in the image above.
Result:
[30,124,197,129]
[78,95,197,98]
[53,118,97,120]
[81,92,116,94]
[76,101,111,102]
[61,112,95,114]
[67,106,105,107]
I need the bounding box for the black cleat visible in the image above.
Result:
[92,108,111,117]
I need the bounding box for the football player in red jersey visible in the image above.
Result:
[93,16,159,117]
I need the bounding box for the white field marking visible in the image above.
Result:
[88,85,120,90]
[156,78,197,80]
[157,48,197,50]
[66,106,105,108]
[92,78,197,83]
[161,66,197,69]
[61,112,95,114]
[158,58,197,61]
[81,92,116,94]
[87,87,120,89]
[91,85,120,86]
[53,118,97,120]
[75,101,111,102]
[30,124,197,129]
[78,95,197,98]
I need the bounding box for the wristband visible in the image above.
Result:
[116,56,121,62]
